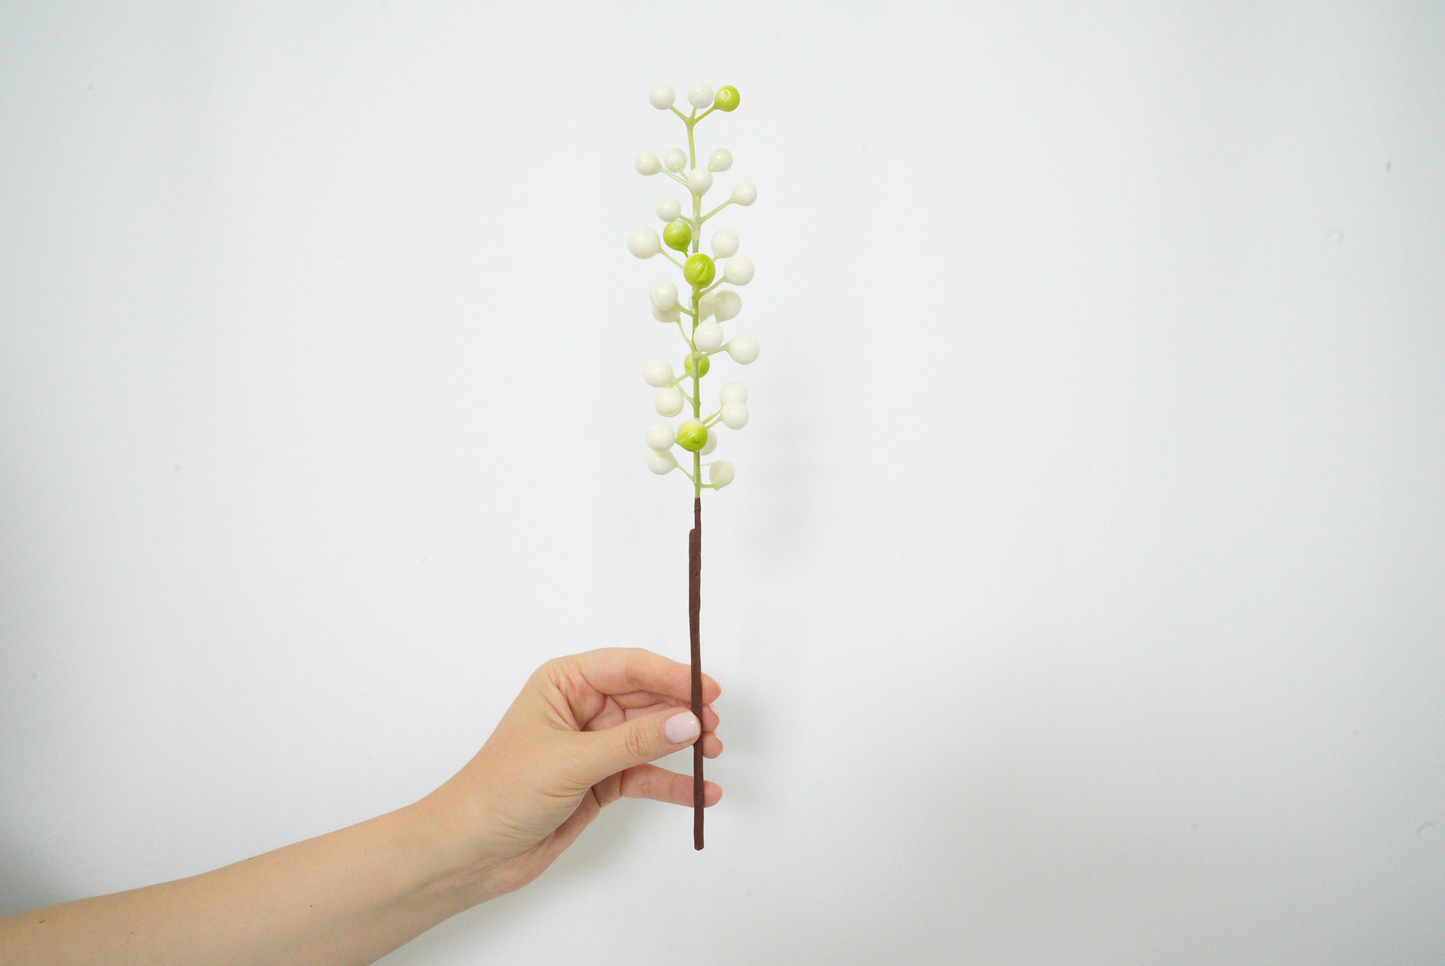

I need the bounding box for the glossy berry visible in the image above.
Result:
[663,148,687,172]
[663,219,692,252]
[646,422,675,452]
[649,83,675,110]
[694,320,724,352]
[730,181,757,206]
[684,253,716,287]
[697,290,716,320]
[685,352,711,378]
[701,432,719,456]
[648,451,678,475]
[720,382,747,405]
[677,419,709,452]
[654,387,685,417]
[720,401,749,429]
[714,289,741,321]
[656,196,681,221]
[708,148,733,172]
[688,83,714,109]
[635,152,661,176]
[724,255,754,285]
[714,86,740,112]
[651,302,680,324]
[726,335,759,364]
[649,279,678,310]
[709,460,735,488]
[687,167,713,195]
[643,359,675,387]
[710,229,739,259]
[628,226,661,259]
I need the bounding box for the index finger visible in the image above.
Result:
[563,647,721,706]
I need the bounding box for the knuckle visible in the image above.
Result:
[622,723,655,761]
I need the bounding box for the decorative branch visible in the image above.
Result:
[629,80,757,850]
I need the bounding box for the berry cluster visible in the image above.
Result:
[628,82,759,493]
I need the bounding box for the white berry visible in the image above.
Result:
[655,387,685,417]
[646,422,676,451]
[720,402,749,429]
[649,279,678,310]
[730,181,757,206]
[726,335,759,364]
[635,152,661,176]
[714,289,742,321]
[709,460,735,489]
[643,359,675,387]
[701,431,719,456]
[656,196,681,221]
[651,302,681,324]
[697,290,716,320]
[710,229,739,258]
[628,226,660,259]
[695,320,724,352]
[708,148,733,172]
[724,255,754,285]
[720,382,747,405]
[664,148,687,172]
[688,83,714,109]
[649,83,675,110]
[648,451,678,475]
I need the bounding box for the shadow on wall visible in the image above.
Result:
[0,837,78,919]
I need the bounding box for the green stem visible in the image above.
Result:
[674,318,695,351]
[688,114,702,499]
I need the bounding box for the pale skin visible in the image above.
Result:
[0,647,723,966]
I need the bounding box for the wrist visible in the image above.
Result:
[402,788,510,909]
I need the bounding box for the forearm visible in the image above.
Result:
[0,649,721,965]
[0,799,494,966]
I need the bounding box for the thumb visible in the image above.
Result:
[578,708,701,785]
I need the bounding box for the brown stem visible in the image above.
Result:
[689,496,703,850]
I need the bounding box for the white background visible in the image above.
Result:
[3,2,1443,963]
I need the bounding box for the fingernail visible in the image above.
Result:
[665,711,700,744]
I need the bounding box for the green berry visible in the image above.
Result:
[685,352,711,378]
[715,86,740,112]
[663,219,693,252]
[676,419,709,452]
[684,253,716,287]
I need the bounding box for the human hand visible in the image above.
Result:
[420,648,722,898]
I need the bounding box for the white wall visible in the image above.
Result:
[2,2,1442,962]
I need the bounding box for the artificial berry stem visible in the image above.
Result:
[689,497,704,850]
[633,80,756,847]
